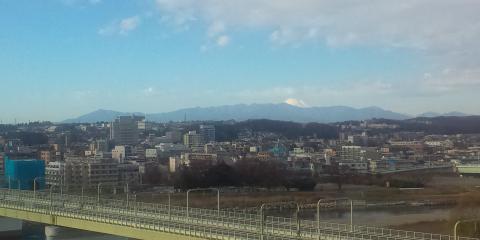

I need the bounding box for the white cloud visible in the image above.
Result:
[99,16,141,36]
[155,0,480,51]
[143,87,161,97]
[207,21,226,37]
[120,16,141,34]
[419,68,480,93]
[216,35,230,47]
[155,0,480,89]
[144,87,154,93]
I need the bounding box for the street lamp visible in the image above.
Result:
[133,193,137,227]
[167,191,172,220]
[81,185,85,199]
[97,182,103,204]
[33,177,45,200]
[186,188,220,219]
[151,191,173,220]
[79,184,86,209]
[259,202,301,240]
[33,177,45,195]
[454,219,480,239]
[124,182,129,207]
[49,185,57,213]
[316,198,353,239]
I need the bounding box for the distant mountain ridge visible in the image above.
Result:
[417,111,468,118]
[62,103,411,123]
[62,109,144,123]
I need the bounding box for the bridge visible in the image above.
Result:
[0,188,477,240]
[455,164,480,176]
[371,165,453,175]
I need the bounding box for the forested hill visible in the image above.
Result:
[359,116,480,135]
[214,119,339,141]
[214,116,480,141]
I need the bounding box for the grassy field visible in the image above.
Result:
[140,175,480,209]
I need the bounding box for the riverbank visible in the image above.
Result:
[141,176,480,209]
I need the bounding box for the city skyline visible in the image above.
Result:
[2,0,480,123]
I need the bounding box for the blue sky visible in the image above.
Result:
[1,0,480,123]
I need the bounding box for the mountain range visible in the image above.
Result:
[61,103,469,124]
[416,111,468,118]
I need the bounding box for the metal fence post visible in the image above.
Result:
[296,204,301,238]
[317,199,322,240]
[350,200,353,232]
[186,188,221,220]
[260,204,265,240]
[168,192,171,221]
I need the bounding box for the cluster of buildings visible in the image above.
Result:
[1,118,479,192]
[0,116,221,191]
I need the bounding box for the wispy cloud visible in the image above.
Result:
[98,16,141,36]
[119,16,141,34]
[143,87,160,97]
[420,68,480,93]
[216,35,230,47]
[207,21,226,37]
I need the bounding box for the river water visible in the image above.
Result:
[307,207,452,227]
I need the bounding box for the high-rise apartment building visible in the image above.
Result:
[89,139,109,154]
[199,125,216,143]
[183,131,204,151]
[339,146,364,162]
[110,116,144,146]
[165,130,182,143]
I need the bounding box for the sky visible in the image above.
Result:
[1,0,480,123]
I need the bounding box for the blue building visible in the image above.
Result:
[4,157,45,190]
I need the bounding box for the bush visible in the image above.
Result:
[387,179,424,188]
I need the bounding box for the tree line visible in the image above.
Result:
[171,159,317,191]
